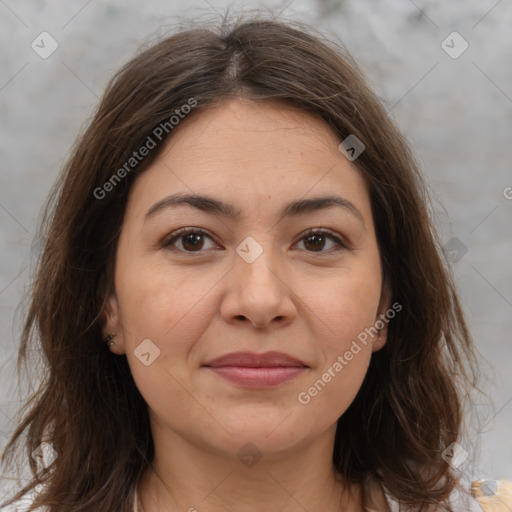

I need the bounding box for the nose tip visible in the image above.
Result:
[221,244,297,329]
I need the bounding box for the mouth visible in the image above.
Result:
[202,351,309,388]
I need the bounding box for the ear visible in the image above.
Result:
[101,292,126,355]
[371,281,392,353]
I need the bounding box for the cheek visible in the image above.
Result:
[115,257,221,345]
[297,347,372,428]
[113,257,224,400]
[308,263,382,351]
[295,260,381,418]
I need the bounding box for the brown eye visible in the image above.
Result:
[181,232,205,251]
[303,233,327,252]
[296,229,346,254]
[163,229,216,252]
[162,228,346,255]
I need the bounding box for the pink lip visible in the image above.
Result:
[202,351,308,388]
[207,366,306,387]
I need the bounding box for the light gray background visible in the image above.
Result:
[1,0,511,496]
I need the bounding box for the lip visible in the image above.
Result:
[202,351,308,388]
[203,351,308,368]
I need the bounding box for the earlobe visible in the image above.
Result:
[371,326,388,352]
[371,300,391,353]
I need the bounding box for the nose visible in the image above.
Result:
[219,241,297,330]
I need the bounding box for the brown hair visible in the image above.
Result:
[1,11,479,512]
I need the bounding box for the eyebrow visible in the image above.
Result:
[144,193,365,227]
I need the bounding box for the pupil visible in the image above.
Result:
[183,233,203,251]
[305,234,325,251]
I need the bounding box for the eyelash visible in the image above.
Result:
[161,227,348,255]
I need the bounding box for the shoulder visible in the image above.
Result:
[470,479,512,512]
[384,479,512,511]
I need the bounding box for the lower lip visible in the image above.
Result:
[205,366,307,387]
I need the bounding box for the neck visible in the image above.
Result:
[136,422,365,511]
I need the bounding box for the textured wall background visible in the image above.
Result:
[1,0,511,498]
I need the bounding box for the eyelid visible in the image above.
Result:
[299,228,349,250]
[161,227,349,254]
[160,227,216,251]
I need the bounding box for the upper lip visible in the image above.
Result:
[203,351,308,368]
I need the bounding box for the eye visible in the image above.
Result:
[294,228,347,254]
[162,228,217,253]
[162,227,347,254]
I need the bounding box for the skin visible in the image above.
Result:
[103,97,391,512]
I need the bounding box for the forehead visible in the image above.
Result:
[163,97,348,171]
[126,97,372,223]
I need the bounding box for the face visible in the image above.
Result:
[103,97,388,462]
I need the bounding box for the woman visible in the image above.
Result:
[1,12,508,512]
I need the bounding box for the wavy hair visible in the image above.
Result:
[1,11,479,512]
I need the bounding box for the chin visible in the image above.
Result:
[219,421,310,453]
